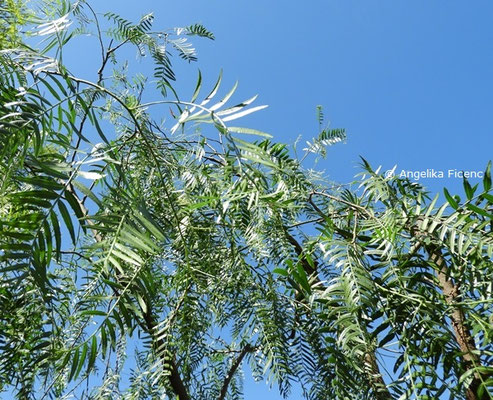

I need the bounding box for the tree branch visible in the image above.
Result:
[67,187,191,400]
[285,226,394,400]
[284,230,318,277]
[141,311,191,400]
[217,343,254,400]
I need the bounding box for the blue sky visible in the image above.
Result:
[41,1,493,398]
[95,0,493,199]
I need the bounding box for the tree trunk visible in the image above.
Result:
[425,244,488,400]
[410,221,488,400]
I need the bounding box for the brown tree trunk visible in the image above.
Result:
[425,244,487,400]
[365,352,394,400]
[410,221,489,400]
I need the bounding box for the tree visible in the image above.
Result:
[0,1,492,399]
[295,162,493,400]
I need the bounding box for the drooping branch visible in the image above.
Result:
[285,224,394,400]
[68,187,191,400]
[305,195,394,400]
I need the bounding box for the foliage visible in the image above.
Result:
[0,0,28,48]
[0,1,492,400]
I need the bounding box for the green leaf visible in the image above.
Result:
[100,325,108,357]
[80,310,107,317]
[75,343,88,380]
[136,294,148,314]
[64,189,85,224]
[28,158,71,179]
[483,161,491,192]
[463,176,474,200]
[72,180,103,207]
[87,335,97,372]
[185,24,215,40]
[0,243,32,251]
[201,70,222,106]
[112,310,125,331]
[58,200,76,245]
[295,263,311,294]
[105,320,116,350]
[190,70,202,103]
[482,193,493,203]
[228,126,272,138]
[69,348,79,382]
[37,75,61,101]
[43,218,52,266]
[273,268,289,276]
[134,209,165,241]
[466,203,493,220]
[120,226,156,253]
[443,188,459,210]
[91,109,110,144]
[49,210,61,261]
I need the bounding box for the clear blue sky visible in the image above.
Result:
[60,1,493,398]
[94,0,493,198]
